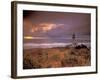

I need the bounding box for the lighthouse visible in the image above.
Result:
[72,33,77,47]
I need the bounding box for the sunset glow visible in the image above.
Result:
[24,36,33,39]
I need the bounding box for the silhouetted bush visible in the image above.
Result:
[75,44,88,49]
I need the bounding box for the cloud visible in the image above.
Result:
[30,23,64,33]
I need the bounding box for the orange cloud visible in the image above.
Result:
[30,23,64,33]
[31,27,38,32]
[41,23,57,32]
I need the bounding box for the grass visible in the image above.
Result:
[23,46,91,69]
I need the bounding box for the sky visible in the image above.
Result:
[23,10,90,42]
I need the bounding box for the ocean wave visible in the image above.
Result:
[24,42,90,49]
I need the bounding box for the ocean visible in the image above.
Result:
[24,35,90,49]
